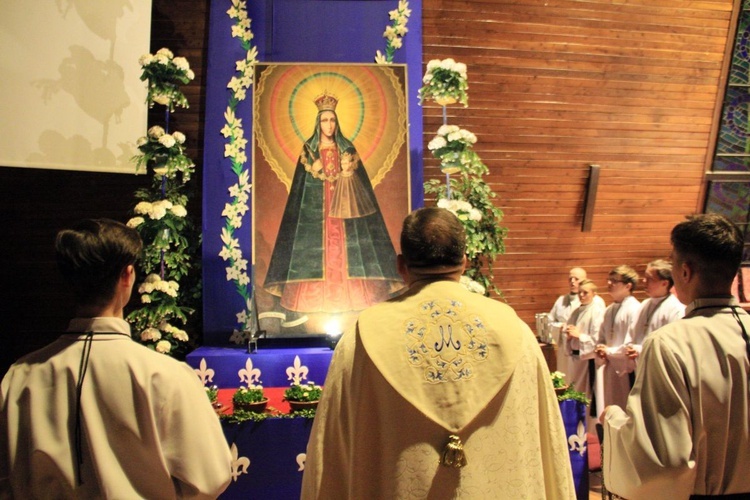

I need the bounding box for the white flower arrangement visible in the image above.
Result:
[128,49,200,358]
[460,275,486,295]
[223,0,257,344]
[428,125,479,174]
[423,59,507,298]
[138,47,195,111]
[418,58,469,107]
[438,198,483,222]
[138,273,179,298]
[132,127,194,183]
[375,1,411,64]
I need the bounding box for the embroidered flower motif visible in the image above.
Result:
[405,299,489,383]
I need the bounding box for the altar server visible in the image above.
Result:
[0,219,232,498]
[302,207,574,499]
[594,266,640,413]
[603,214,750,498]
[549,267,605,374]
[563,279,605,403]
[626,259,685,375]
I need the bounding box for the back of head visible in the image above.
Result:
[670,214,742,285]
[400,207,466,269]
[55,219,142,308]
[611,265,639,292]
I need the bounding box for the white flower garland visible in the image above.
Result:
[223,0,258,344]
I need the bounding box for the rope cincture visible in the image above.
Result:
[75,331,96,485]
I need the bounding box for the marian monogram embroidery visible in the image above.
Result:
[405,299,489,383]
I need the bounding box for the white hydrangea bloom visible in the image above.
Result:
[172,329,189,342]
[136,136,148,147]
[428,136,447,151]
[154,54,170,66]
[455,62,468,78]
[460,275,486,295]
[437,124,459,136]
[134,201,153,216]
[158,134,176,148]
[173,131,186,144]
[155,47,174,58]
[173,56,190,72]
[126,217,144,228]
[138,53,154,66]
[155,340,172,353]
[170,204,187,217]
[148,126,165,139]
[152,94,171,106]
[141,327,161,342]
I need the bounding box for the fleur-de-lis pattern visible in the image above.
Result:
[230,443,251,482]
[568,420,587,456]
[296,453,306,471]
[238,358,261,386]
[405,299,489,384]
[194,358,215,385]
[286,355,309,385]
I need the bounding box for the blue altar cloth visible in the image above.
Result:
[221,417,313,499]
[187,346,334,388]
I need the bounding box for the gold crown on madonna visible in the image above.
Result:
[314,92,338,112]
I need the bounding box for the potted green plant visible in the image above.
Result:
[284,381,323,413]
[205,385,223,415]
[232,384,268,413]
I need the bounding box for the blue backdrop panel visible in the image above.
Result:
[202,0,423,345]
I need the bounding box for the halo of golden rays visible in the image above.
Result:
[254,63,406,190]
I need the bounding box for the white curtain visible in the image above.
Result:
[0,0,152,173]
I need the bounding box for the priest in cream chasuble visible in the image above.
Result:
[301,208,574,499]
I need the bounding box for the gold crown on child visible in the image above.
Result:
[314,92,338,112]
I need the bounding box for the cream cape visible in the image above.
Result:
[603,297,750,498]
[0,317,232,499]
[301,280,574,499]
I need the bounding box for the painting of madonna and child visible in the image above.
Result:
[252,63,411,337]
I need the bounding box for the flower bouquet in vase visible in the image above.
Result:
[428,125,479,174]
[550,371,569,396]
[232,384,268,413]
[284,381,323,413]
[205,385,224,415]
[418,58,468,107]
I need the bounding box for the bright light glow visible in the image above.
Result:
[325,319,343,338]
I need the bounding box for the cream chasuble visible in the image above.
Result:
[301,281,574,499]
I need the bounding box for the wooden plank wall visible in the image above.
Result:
[0,0,737,373]
[422,0,736,325]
